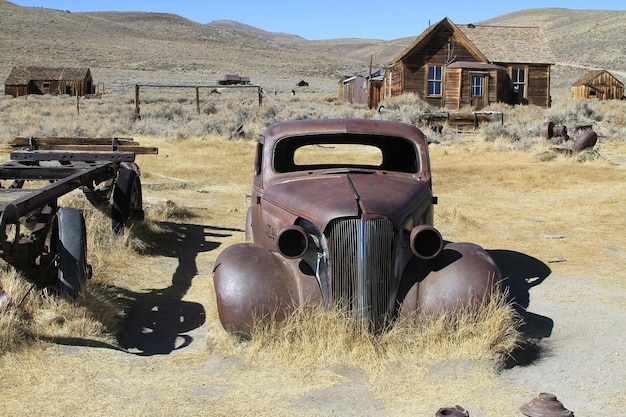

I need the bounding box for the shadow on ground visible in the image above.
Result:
[117,222,243,355]
[488,249,555,368]
[44,222,243,355]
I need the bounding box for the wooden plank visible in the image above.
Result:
[10,150,138,162]
[10,137,137,146]
[10,145,158,154]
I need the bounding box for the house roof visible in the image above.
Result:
[5,66,91,85]
[458,23,554,64]
[389,17,554,66]
[572,69,624,87]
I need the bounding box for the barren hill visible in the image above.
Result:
[0,1,624,94]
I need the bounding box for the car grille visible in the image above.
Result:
[327,218,394,330]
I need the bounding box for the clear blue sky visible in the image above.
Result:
[11,0,626,40]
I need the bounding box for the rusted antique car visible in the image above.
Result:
[213,119,501,334]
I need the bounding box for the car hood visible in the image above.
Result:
[262,173,431,231]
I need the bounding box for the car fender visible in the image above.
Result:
[212,243,321,336]
[397,242,501,317]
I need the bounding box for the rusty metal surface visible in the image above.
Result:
[0,137,157,296]
[213,119,502,334]
[436,405,470,416]
[213,243,321,335]
[571,130,597,152]
[519,393,574,417]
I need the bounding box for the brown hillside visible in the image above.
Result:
[0,1,624,96]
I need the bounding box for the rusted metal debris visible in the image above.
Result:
[435,405,470,416]
[541,120,569,142]
[571,130,597,153]
[541,120,597,152]
[519,392,574,417]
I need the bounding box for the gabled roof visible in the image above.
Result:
[389,17,554,66]
[389,18,486,65]
[458,23,554,64]
[572,69,624,87]
[5,66,91,85]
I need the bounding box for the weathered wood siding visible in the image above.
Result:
[571,71,625,100]
[392,29,479,104]
[4,85,27,97]
[527,65,551,107]
[443,68,506,110]
[443,68,462,109]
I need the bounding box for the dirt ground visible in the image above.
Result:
[1,138,625,416]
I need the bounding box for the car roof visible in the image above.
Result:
[258,119,427,148]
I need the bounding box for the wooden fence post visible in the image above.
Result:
[196,87,200,114]
[258,87,262,106]
[134,84,141,118]
[76,95,80,115]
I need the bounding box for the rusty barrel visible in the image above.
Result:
[572,130,597,152]
[541,120,554,139]
[553,124,567,138]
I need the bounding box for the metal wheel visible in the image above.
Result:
[111,168,143,233]
[0,204,20,262]
[51,207,89,297]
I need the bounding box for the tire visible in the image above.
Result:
[52,207,89,297]
[111,168,143,233]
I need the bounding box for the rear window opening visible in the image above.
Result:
[274,133,420,174]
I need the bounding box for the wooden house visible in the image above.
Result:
[4,66,94,98]
[571,70,624,100]
[339,66,384,108]
[385,18,555,109]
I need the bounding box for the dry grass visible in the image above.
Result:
[236,290,520,370]
[0,90,625,415]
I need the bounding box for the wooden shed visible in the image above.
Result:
[571,70,625,100]
[385,18,555,109]
[4,66,95,98]
[339,66,384,108]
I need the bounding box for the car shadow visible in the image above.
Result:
[44,222,242,356]
[488,249,555,368]
[117,222,243,355]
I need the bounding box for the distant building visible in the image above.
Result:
[4,66,95,98]
[339,66,384,108]
[571,70,624,100]
[218,74,251,85]
[385,17,555,109]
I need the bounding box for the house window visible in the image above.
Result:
[428,65,442,96]
[512,68,526,97]
[471,76,484,96]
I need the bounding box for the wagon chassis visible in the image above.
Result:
[0,137,157,296]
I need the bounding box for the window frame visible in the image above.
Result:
[471,75,484,97]
[512,67,527,98]
[427,64,443,96]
